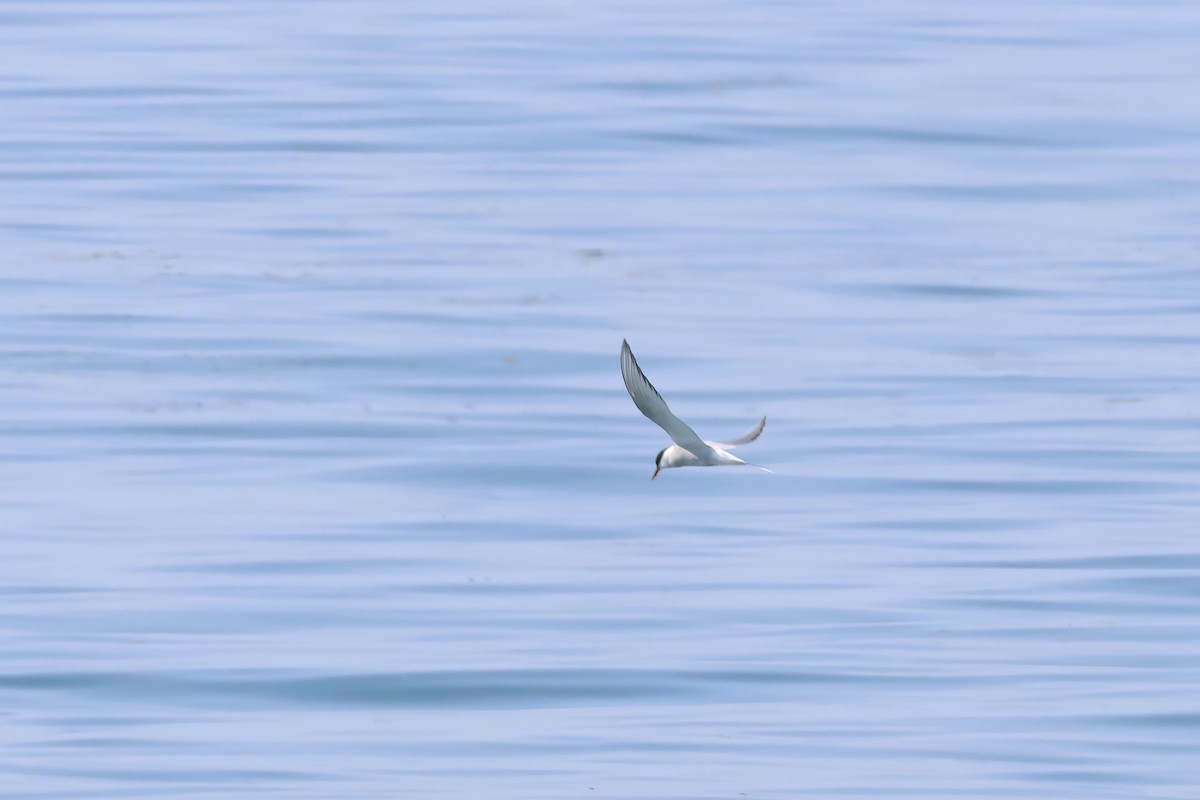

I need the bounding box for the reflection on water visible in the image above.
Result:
[3,1,1200,798]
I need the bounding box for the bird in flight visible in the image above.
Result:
[620,339,770,479]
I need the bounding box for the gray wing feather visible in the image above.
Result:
[620,340,708,454]
[710,416,766,450]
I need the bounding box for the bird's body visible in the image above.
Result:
[654,442,749,469]
[620,339,770,479]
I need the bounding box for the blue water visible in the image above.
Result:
[4,1,1200,797]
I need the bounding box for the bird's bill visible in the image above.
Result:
[651,466,660,480]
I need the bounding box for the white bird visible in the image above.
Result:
[620,339,770,479]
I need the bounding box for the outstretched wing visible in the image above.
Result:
[709,416,766,450]
[620,339,708,454]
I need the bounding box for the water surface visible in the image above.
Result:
[3,1,1200,798]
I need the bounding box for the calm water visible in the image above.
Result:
[3,1,1200,797]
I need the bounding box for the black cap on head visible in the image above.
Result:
[655,447,667,468]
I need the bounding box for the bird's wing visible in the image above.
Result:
[709,416,766,450]
[621,340,708,454]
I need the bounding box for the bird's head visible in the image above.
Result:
[652,447,667,480]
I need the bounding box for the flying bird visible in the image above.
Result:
[620,339,770,479]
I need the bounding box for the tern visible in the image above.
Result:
[621,339,770,479]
